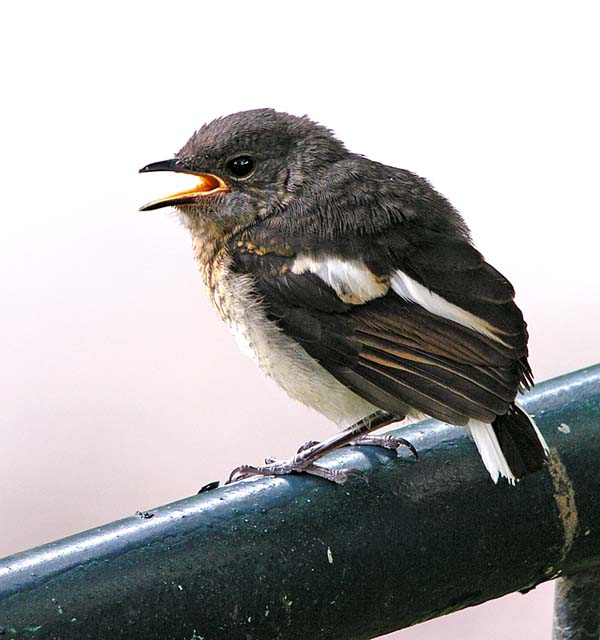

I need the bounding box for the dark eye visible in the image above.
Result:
[225,155,255,179]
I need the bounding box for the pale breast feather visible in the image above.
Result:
[212,264,379,428]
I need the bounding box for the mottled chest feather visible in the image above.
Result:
[191,234,377,427]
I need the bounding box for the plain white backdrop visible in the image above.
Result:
[1,2,598,638]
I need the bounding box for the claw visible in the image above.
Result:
[350,434,418,459]
[313,467,368,485]
[227,465,261,484]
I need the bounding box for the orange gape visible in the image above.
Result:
[142,172,229,210]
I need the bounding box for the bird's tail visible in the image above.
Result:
[465,404,549,484]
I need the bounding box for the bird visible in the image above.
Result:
[139,108,549,485]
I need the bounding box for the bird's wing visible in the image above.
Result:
[228,168,531,426]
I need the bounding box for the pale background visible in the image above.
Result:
[1,1,599,638]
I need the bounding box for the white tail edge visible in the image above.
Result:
[464,420,517,485]
[524,408,551,456]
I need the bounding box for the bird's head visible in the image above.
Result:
[139,109,348,228]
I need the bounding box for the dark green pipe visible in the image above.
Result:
[1,365,599,640]
[552,567,600,639]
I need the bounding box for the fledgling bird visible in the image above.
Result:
[140,108,549,485]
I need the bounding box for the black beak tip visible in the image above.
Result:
[139,202,160,212]
[139,158,183,174]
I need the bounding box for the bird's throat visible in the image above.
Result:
[186,216,235,299]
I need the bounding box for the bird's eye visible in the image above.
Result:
[225,155,255,179]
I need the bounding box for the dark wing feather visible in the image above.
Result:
[228,158,532,425]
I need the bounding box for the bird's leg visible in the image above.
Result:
[227,411,413,484]
[295,416,417,458]
[296,432,418,459]
[295,440,320,454]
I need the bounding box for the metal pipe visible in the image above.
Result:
[1,364,599,640]
[553,567,600,640]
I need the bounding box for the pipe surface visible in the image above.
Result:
[553,567,600,640]
[1,365,599,639]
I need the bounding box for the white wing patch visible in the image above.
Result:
[290,256,506,345]
[390,270,507,344]
[291,255,388,304]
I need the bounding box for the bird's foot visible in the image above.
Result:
[227,457,365,485]
[296,434,418,458]
[349,434,419,459]
[227,412,409,485]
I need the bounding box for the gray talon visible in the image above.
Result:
[350,434,418,459]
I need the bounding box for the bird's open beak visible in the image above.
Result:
[138,159,229,211]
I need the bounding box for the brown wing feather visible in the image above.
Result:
[230,221,532,427]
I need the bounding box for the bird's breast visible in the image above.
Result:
[207,258,377,428]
